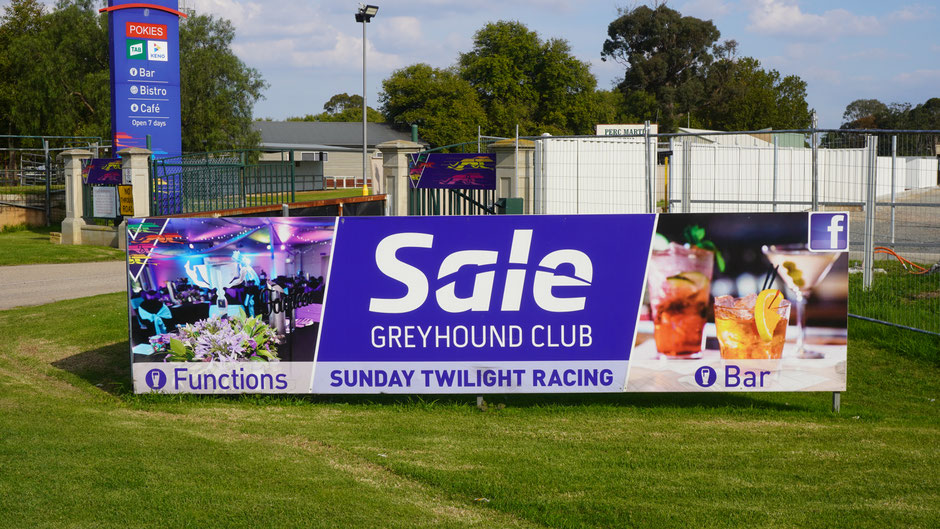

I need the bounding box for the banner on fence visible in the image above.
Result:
[408,153,496,189]
[126,213,848,394]
[82,158,122,185]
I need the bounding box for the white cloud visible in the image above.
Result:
[893,69,940,84]
[233,32,403,72]
[679,0,733,19]
[888,4,935,21]
[746,0,881,38]
[839,48,906,62]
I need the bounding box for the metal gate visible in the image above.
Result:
[150,150,296,216]
[1,135,103,227]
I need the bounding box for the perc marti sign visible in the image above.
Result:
[126,214,848,395]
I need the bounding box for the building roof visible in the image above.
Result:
[252,121,424,150]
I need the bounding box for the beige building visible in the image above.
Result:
[252,121,426,191]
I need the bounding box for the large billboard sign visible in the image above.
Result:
[103,1,184,159]
[126,213,849,394]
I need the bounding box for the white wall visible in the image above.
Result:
[537,138,937,214]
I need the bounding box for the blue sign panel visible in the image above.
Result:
[314,215,654,392]
[106,1,183,159]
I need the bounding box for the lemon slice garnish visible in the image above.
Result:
[754,289,784,342]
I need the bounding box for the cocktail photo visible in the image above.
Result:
[126,217,336,364]
[627,212,848,392]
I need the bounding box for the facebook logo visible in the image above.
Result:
[808,212,849,252]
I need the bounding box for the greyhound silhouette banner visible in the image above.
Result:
[408,153,496,189]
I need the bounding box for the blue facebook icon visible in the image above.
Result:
[808,213,849,252]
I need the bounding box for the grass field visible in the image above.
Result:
[0,224,124,266]
[848,259,940,347]
[293,189,367,202]
[0,293,936,528]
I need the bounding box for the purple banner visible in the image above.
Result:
[126,213,848,395]
[82,158,123,185]
[408,153,496,189]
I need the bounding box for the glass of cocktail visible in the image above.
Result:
[714,291,790,367]
[762,244,839,359]
[646,243,714,358]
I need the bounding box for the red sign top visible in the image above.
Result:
[126,21,167,39]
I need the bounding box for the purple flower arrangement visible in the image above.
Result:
[149,314,280,362]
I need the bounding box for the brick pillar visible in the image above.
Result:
[56,149,92,245]
[376,139,422,216]
[117,147,152,250]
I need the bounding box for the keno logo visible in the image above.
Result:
[368,229,593,314]
[126,22,166,39]
[148,40,168,62]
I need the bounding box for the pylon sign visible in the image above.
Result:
[102,1,185,159]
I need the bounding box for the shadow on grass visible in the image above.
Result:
[51,341,133,395]
[307,391,812,412]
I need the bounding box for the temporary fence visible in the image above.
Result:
[533,128,940,336]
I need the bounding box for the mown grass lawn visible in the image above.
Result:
[0,224,124,266]
[0,293,937,528]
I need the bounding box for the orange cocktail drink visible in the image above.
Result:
[647,243,714,357]
[714,291,790,360]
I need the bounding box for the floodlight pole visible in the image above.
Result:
[357,5,378,197]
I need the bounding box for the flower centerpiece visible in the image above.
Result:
[149,314,280,362]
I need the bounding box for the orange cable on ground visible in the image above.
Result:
[873,246,930,274]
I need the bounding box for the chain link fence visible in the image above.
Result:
[532,128,940,336]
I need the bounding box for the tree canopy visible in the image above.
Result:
[840,98,940,130]
[0,0,266,152]
[379,63,487,148]
[380,21,600,146]
[601,4,811,132]
[286,93,384,123]
[179,12,267,151]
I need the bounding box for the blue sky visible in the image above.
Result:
[10,1,940,129]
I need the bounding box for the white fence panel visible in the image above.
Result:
[537,136,937,214]
[538,137,647,214]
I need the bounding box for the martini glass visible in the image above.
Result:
[761,244,840,359]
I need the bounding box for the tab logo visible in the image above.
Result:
[368,229,594,314]
[126,39,145,60]
[126,21,166,39]
[148,40,168,62]
[808,212,849,252]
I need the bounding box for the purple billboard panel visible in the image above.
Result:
[81,158,123,185]
[408,153,496,189]
[126,213,849,395]
[314,215,655,393]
